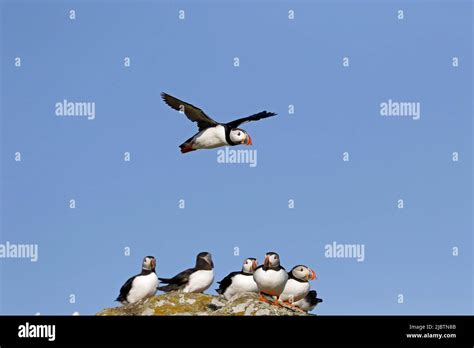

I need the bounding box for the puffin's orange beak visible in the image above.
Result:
[309,269,317,280]
[246,134,253,145]
[252,260,258,270]
[263,255,270,268]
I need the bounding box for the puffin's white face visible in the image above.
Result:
[230,129,252,145]
[264,253,280,268]
[291,265,316,281]
[242,258,258,273]
[142,256,156,271]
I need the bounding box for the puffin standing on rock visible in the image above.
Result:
[216,257,259,300]
[279,265,317,305]
[116,256,158,305]
[158,252,214,293]
[293,290,323,312]
[253,252,288,305]
[161,92,277,153]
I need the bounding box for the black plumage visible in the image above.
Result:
[158,252,213,292]
[158,268,195,292]
[116,269,154,303]
[225,111,277,129]
[216,271,245,295]
[161,92,277,134]
[255,264,285,272]
[306,290,323,306]
[161,93,218,131]
[116,277,134,303]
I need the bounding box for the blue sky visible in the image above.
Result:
[0,0,472,315]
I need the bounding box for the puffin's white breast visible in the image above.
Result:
[183,270,214,293]
[224,274,259,300]
[292,297,312,312]
[279,278,310,302]
[253,268,288,296]
[127,273,159,304]
[192,125,227,149]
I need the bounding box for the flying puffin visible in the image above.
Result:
[293,290,323,312]
[253,252,288,304]
[116,256,158,305]
[158,252,214,293]
[279,265,317,304]
[216,258,259,300]
[161,92,277,153]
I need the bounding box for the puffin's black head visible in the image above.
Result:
[229,128,252,145]
[263,252,280,269]
[290,265,316,282]
[196,252,214,269]
[142,256,156,271]
[242,257,258,274]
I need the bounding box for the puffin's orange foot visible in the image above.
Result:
[282,301,305,312]
[271,298,283,306]
[258,293,271,303]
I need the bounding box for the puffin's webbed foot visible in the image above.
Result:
[281,301,305,312]
[258,292,272,304]
[271,296,283,307]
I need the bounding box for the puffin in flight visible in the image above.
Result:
[253,252,288,305]
[161,92,277,153]
[116,256,158,305]
[158,252,214,293]
[216,257,259,300]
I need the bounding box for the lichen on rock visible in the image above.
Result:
[97,292,311,316]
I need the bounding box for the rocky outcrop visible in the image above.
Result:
[97,292,310,316]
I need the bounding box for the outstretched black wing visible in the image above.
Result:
[216,271,241,295]
[225,111,277,129]
[158,267,195,292]
[116,275,137,302]
[161,92,219,131]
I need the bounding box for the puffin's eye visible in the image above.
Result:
[238,132,241,136]
[300,268,304,272]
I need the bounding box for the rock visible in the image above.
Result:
[97,292,310,316]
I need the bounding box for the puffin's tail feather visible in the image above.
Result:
[179,143,195,154]
[157,284,181,292]
[215,288,223,295]
[115,295,125,303]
